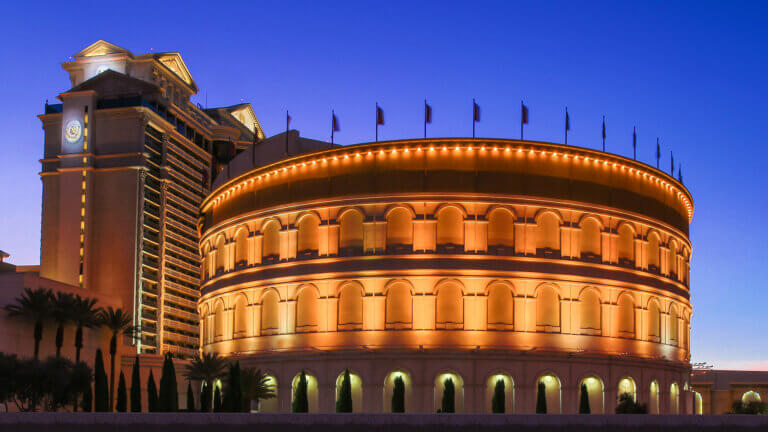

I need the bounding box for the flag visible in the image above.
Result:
[632,126,637,159]
[671,151,674,174]
[425,101,432,124]
[521,102,528,124]
[473,100,480,122]
[376,104,384,125]
[332,111,340,132]
[565,108,570,131]
[678,165,683,183]
[601,117,606,140]
[286,111,291,129]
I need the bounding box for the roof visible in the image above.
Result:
[65,69,162,98]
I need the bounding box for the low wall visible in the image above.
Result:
[1,413,767,432]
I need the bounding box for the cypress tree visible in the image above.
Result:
[391,376,405,413]
[579,383,591,414]
[116,371,128,412]
[222,361,243,412]
[291,370,309,413]
[186,382,195,412]
[336,369,353,413]
[441,378,455,413]
[94,349,109,412]
[81,381,93,412]
[147,370,159,412]
[158,354,178,412]
[536,381,547,414]
[130,356,141,412]
[213,386,222,412]
[492,378,505,413]
[200,383,211,413]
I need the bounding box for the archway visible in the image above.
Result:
[291,371,319,412]
[670,382,680,414]
[578,375,605,414]
[618,377,637,402]
[434,372,464,413]
[536,374,562,414]
[649,380,660,414]
[485,373,514,413]
[383,370,413,412]
[335,370,363,412]
[255,374,278,412]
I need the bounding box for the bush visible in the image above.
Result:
[731,400,768,414]
[336,369,353,413]
[0,353,92,412]
[536,381,547,414]
[391,376,405,413]
[615,392,648,414]
[441,377,455,413]
[579,383,590,414]
[116,371,127,412]
[292,370,309,413]
[93,350,109,412]
[491,379,505,413]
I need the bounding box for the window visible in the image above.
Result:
[262,220,280,259]
[261,290,279,333]
[536,285,560,330]
[579,217,601,258]
[296,286,319,331]
[579,289,601,333]
[339,210,364,252]
[487,208,514,248]
[617,224,635,264]
[648,300,661,340]
[297,214,320,254]
[535,212,560,253]
[234,228,248,268]
[386,208,413,249]
[487,283,514,329]
[436,282,463,328]
[385,282,412,328]
[215,235,226,273]
[617,294,635,337]
[233,295,248,336]
[338,283,363,329]
[436,206,464,247]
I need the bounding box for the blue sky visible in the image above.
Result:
[1,1,767,368]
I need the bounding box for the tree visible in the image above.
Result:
[292,370,309,413]
[391,376,405,413]
[186,382,195,412]
[99,307,134,412]
[441,377,455,413]
[94,349,109,412]
[579,383,590,414]
[81,379,92,412]
[184,353,227,412]
[50,292,75,359]
[615,393,648,414]
[241,368,276,412]
[5,287,51,359]
[147,370,159,412]
[130,356,141,412]
[731,399,768,414]
[0,353,18,412]
[71,295,101,363]
[492,378,505,413]
[70,361,92,412]
[222,361,243,412]
[116,371,127,412]
[213,386,222,412]
[536,381,547,414]
[158,353,178,412]
[336,369,353,413]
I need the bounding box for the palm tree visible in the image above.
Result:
[5,287,52,359]
[99,307,135,411]
[241,368,276,412]
[71,295,101,363]
[50,292,75,358]
[184,353,227,412]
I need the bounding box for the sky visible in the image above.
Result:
[1,1,766,369]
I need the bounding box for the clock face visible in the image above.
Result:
[65,120,82,143]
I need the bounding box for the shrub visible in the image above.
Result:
[730,400,768,414]
[579,383,590,414]
[615,392,648,414]
[336,369,353,413]
[536,381,547,414]
[292,370,309,413]
[441,377,455,413]
[93,350,109,412]
[391,376,405,413]
[147,370,159,412]
[116,371,127,412]
[130,356,141,412]
[491,378,505,413]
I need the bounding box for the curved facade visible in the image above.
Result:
[198,138,694,414]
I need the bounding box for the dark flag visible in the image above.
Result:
[285,110,291,156]
[521,101,529,140]
[424,100,432,138]
[375,103,384,142]
[670,151,674,175]
[601,116,606,151]
[656,137,661,168]
[678,164,683,183]
[564,107,570,145]
[472,99,480,138]
[632,126,637,160]
[331,110,339,144]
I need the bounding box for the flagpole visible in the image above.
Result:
[472,99,476,139]
[520,101,524,140]
[285,110,289,156]
[424,99,427,139]
[602,116,606,152]
[564,106,568,145]
[633,126,637,160]
[375,103,379,142]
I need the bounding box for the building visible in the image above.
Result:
[692,369,768,414]
[37,40,264,357]
[198,137,695,413]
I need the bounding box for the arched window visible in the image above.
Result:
[384,371,413,412]
[339,210,364,255]
[335,370,363,412]
[648,300,661,341]
[385,282,412,328]
[536,285,561,331]
[295,286,319,332]
[215,235,226,273]
[487,208,515,250]
[262,220,281,260]
[435,282,463,328]
[233,295,248,337]
[683,315,690,349]
[742,390,762,404]
[200,304,209,345]
[202,244,211,279]
[537,374,562,414]
[617,224,635,265]
[258,375,279,412]
[337,283,363,330]
[579,217,601,258]
[669,304,679,345]
[579,289,601,334]
[669,239,679,279]
[617,294,635,337]
[649,380,660,414]
[297,214,320,255]
[579,376,605,414]
[436,206,464,250]
[487,282,514,329]
[535,212,560,255]
[386,207,413,250]
[213,301,224,339]
[647,232,660,271]
[434,372,465,413]
[260,290,279,334]
[485,374,514,414]
[618,377,637,402]
[292,372,319,412]
[234,228,248,268]
[670,383,680,414]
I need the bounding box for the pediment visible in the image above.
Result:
[74,40,132,58]
[155,53,197,91]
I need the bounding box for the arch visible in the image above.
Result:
[487,206,515,249]
[386,206,414,250]
[669,303,679,345]
[261,219,281,259]
[535,284,561,331]
[435,280,464,328]
[257,374,278,412]
[535,211,561,253]
[260,289,280,334]
[694,391,703,415]
[579,288,601,334]
[670,382,680,414]
[234,227,249,268]
[202,243,211,279]
[434,371,465,413]
[436,205,465,248]
[668,238,679,278]
[578,375,605,414]
[213,300,225,340]
[486,281,514,330]
[295,285,320,332]
[383,370,413,413]
[297,213,320,254]
[649,380,660,414]
[617,293,636,338]
[648,299,661,341]
[617,223,636,264]
[646,230,661,271]
[337,282,364,330]
[536,373,562,414]
[385,280,413,329]
[338,208,364,253]
[291,371,319,412]
[618,377,637,402]
[742,390,762,404]
[579,216,602,258]
[335,370,363,412]
[199,303,210,345]
[214,234,226,273]
[485,372,514,413]
[233,294,248,337]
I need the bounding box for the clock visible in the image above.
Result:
[65,120,82,143]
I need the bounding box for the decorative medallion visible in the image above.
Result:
[65,120,83,143]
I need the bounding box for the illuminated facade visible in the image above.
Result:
[38,41,264,357]
[199,138,694,413]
